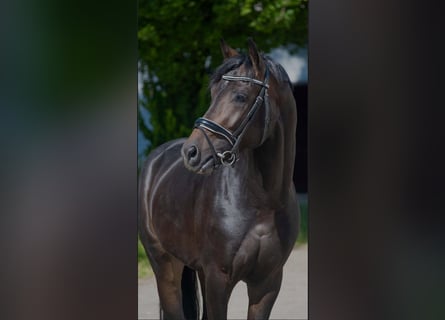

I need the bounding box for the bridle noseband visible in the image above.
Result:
[194,65,270,167]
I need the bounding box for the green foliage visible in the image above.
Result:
[297,202,308,243]
[138,237,147,261]
[138,0,307,155]
[138,237,152,278]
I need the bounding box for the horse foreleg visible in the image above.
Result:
[246,269,283,320]
[152,254,186,320]
[203,267,234,320]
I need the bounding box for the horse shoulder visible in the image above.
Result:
[139,139,186,238]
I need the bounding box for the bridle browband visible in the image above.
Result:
[194,64,270,167]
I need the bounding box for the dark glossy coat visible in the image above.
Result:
[139,39,299,320]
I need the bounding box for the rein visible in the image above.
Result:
[194,65,270,167]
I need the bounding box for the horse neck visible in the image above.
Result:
[253,96,297,207]
[218,89,297,209]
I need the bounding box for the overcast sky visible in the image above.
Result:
[269,47,307,84]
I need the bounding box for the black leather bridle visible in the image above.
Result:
[194,65,270,167]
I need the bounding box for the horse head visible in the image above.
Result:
[182,39,285,175]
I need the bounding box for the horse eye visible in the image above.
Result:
[234,93,247,104]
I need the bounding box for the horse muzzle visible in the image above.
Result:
[181,139,213,175]
[182,130,234,175]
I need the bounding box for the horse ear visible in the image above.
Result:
[247,38,265,77]
[220,38,239,60]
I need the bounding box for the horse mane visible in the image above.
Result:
[264,55,293,89]
[210,53,292,90]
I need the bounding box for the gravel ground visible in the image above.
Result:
[138,244,307,320]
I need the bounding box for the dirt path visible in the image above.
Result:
[138,244,307,319]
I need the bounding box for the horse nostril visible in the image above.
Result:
[188,146,197,158]
[186,145,200,165]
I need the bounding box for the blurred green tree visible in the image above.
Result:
[138,0,307,157]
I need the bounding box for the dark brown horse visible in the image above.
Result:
[139,39,299,320]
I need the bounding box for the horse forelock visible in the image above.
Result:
[209,54,249,88]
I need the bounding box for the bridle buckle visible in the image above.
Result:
[217,151,236,166]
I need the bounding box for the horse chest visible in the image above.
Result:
[205,206,287,278]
